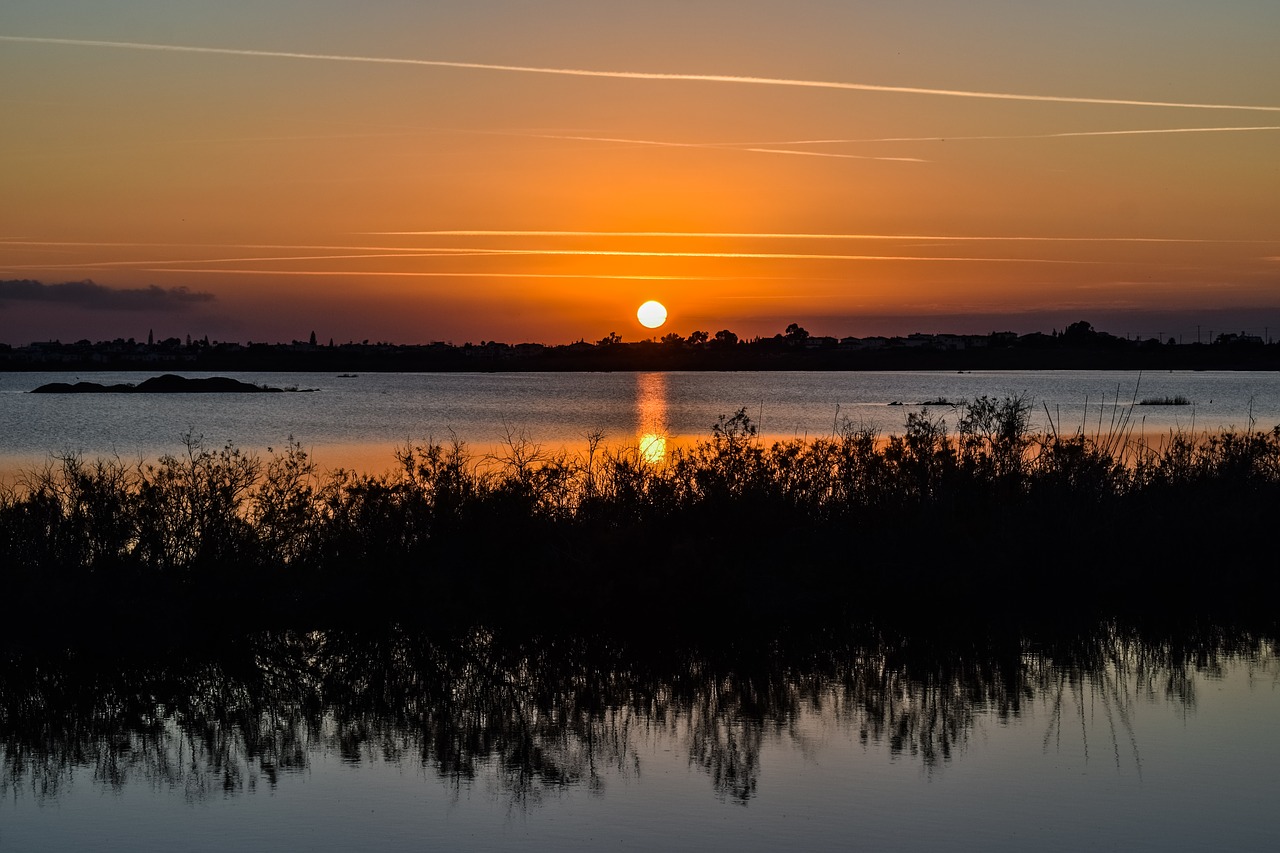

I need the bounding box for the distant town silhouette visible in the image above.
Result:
[4,320,1279,372]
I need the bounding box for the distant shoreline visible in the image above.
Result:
[4,322,1280,373]
[4,341,1280,373]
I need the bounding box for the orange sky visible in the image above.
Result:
[2,2,1279,345]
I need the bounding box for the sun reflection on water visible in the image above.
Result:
[636,372,669,464]
[638,433,667,464]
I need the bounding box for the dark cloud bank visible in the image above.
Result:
[0,279,215,310]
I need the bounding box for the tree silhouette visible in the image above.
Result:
[713,329,738,347]
[785,323,810,345]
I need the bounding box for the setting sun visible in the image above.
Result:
[2,5,1277,347]
[637,300,668,329]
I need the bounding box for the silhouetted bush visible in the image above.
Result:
[2,398,1277,633]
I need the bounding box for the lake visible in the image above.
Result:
[3,369,1279,479]
[4,369,1280,850]
[2,625,1277,852]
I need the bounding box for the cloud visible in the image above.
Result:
[4,35,1279,113]
[0,279,215,310]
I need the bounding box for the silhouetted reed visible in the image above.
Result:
[2,397,1278,633]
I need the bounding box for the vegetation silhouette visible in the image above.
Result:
[2,396,1279,636]
[2,622,1273,807]
[29,374,287,393]
[6,317,1280,372]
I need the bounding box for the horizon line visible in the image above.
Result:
[4,321,1275,350]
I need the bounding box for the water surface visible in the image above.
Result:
[4,370,1278,478]
[2,625,1276,851]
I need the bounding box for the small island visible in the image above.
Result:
[30,374,285,393]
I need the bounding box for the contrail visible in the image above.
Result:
[0,239,520,253]
[4,35,1279,113]
[712,294,839,300]
[8,236,1268,262]
[416,248,1102,263]
[739,146,924,161]
[492,126,1279,160]
[370,230,1256,244]
[140,269,764,281]
[503,132,926,162]
[129,247,1102,264]
[738,126,1280,145]
[135,247,1106,264]
[11,249,1106,267]
[1031,125,1280,138]
[4,251,527,270]
[0,237,1138,261]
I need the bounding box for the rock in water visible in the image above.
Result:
[31,374,283,393]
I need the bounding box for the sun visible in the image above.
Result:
[637,300,668,329]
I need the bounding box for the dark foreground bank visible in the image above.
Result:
[3,397,1278,639]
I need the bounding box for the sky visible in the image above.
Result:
[2,1,1278,346]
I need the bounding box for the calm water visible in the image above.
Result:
[3,369,1279,477]
[5,371,1280,849]
[2,626,1277,852]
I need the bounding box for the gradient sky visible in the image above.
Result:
[2,1,1278,346]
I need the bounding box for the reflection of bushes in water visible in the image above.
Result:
[1,624,1273,806]
[0,637,320,802]
[3,396,1280,628]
